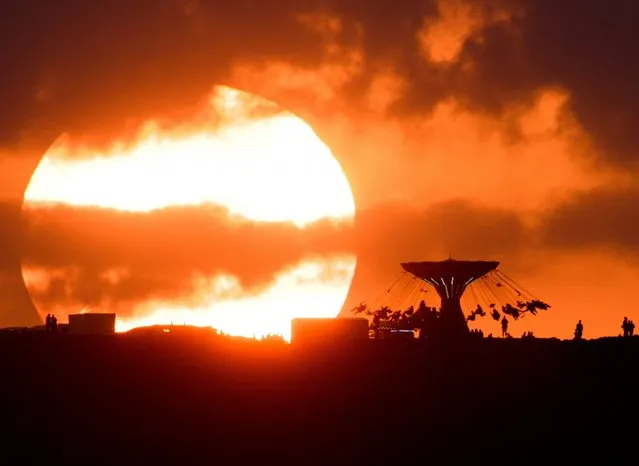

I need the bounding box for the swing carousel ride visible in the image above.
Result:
[352,258,550,339]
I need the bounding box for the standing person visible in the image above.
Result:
[45,314,51,332]
[622,317,630,337]
[501,316,509,338]
[574,320,584,340]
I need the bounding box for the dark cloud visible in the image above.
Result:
[320,0,639,168]
[0,202,22,273]
[539,186,639,252]
[355,199,529,263]
[22,203,352,311]
[442,0,639,166]
[18,192,639,323]
[520,0,639,166]
[342,199,532,310]
[0,0,326,147]
[0,201,41,326]
[20,198,533,318]
[4,0,636,167]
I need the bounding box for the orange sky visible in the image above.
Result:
[1,0,638,339]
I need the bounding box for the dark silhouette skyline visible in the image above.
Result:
[1,328,638,464]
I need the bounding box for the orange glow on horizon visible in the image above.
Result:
[22,86,357,340]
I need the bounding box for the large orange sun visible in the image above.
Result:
[21,86,356,340]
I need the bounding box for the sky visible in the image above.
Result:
[1,0,639,339]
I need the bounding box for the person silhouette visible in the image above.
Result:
[574,320,584,340]
[622,317,630,337]
[630,320,636,337]
[51,314,58,333]
[501,316,509,338]
[45,314,51,332]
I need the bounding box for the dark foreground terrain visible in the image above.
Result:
[1,332,637,465]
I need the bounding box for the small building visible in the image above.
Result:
[68,313,116,335]
[291,317,369,345]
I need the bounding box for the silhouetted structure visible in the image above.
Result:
[68,313,116,335]
[291,317,369,345]
[400,259,499,339]
[0,330,637,464]
[356,257,550,341]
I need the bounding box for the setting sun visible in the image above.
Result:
[21,86,357,340]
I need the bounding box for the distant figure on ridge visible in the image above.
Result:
[574,320,584,341]
[622,317,631,337]
[50,314,58,333]
[629,320,635,337]
[501,316,509,338]
[45,314,52,332]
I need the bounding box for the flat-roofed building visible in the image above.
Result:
[68,313,116,335]
[291,317,369,345]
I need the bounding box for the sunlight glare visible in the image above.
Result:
[113,257,356,341]
[25,104,354,226]
[21,86,357,339]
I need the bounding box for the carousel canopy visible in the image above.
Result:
[401,258,499,285]
[363,259,549,325]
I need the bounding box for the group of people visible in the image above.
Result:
[622,317,635,337]
[45,314,59,332]
[573,317,636,340]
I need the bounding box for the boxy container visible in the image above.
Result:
[290,317,369,345]
[68,313,116,335]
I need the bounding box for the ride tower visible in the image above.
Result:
[400,258,499,339]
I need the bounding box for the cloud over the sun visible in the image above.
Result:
[20,203,352,310]
[19,198,536,319]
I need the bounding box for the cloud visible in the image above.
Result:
[342,199,532,308]
[539,185,639,253]
[0,201,41,326]
[17,191,639,333]
[21,203,352,310]
[355,199,529,263]
[19,197,535,317]
[431,0,639,167]
[4,0,636,168]
[0,0,330,148]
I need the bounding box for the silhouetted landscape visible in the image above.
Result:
[2,330,637,465]
[3,1,639,464]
